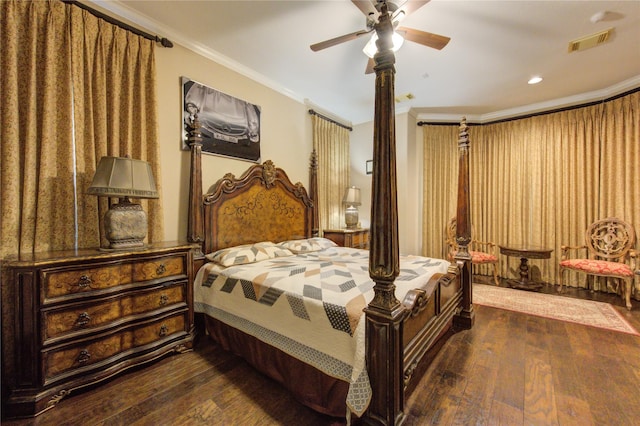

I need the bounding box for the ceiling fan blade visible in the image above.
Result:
[365,57,375,74]
[310,29,372,52]
[352,0,378,18]
[393,0,430,20]
[397,27,450,50]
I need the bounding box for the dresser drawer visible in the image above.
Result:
[43,254,187,304]
[133,254,185,282]
[43,264,133,301]
[351,231,368,248]
[44,311,187,381]
[42,281,187,344]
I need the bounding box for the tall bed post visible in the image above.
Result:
[363,4,408,425]
[309,149,319,237]
[187,114,204,258]
[453,118,475,328]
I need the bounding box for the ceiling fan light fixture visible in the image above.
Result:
[363,32,405,58]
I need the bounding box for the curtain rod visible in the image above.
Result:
[62,1,173,47]
[417,86,640,127]
[308,109,352,131]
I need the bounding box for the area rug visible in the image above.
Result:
[473,284,639,335]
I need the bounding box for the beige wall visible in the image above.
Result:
[155,44,313,242]
[155,43,423,252]
[350,112,423,255]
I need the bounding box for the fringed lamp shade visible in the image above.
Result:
[88,156,159,249]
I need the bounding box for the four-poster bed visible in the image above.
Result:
[186,3,473,424]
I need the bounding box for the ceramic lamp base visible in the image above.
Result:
[345,206,359,229]
[104,199,147,249]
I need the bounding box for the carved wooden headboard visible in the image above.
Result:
[201,160,313,255]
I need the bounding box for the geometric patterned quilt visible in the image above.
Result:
[194,246,449,416]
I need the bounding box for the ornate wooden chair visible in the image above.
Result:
[559,217,637,310]
[446,217,500,286]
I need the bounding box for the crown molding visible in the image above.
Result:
[416,75,640,124]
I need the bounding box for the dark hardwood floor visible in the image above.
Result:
[4,278,640,425]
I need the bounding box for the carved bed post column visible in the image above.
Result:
[453,117,475,329]
[363,4,408,425]
[187,114,204,258]
[309,149,319,237]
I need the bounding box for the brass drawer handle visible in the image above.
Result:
[77,349,91,364]
[156,263,166,276]
[159,294,168,306]
[159,324,168,337]
[77,275,92,288]
[75,312,91,328]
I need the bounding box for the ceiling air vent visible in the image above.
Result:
[568,28,613,52]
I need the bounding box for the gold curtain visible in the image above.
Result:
[421,125,458,259]
[0,0,162,257]
[69,6,162,249]
[422,91,640,295]
[1,0,75,255]
[597,92,640,295]
[311,114,350,233]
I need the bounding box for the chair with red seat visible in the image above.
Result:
[559,217,637,310]
[446,217,500,286]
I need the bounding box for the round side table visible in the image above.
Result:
[498,245,553,291]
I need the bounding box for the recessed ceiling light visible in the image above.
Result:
[395,93,415,103]
[528,76,543,85]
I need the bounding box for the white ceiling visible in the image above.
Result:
[90,0,640,125]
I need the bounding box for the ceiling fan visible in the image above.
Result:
[310,0,450,74]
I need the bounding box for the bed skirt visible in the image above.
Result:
[202,315,351,418]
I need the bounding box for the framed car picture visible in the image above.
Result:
[181,77,261,162]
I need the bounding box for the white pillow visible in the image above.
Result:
[206,241,293,266]
[278,237,337,253]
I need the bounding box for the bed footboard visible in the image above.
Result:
[401,265,462,390]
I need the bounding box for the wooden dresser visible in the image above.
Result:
[323,228,370,249]
[2,242,196,419]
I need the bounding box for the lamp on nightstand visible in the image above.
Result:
[88,156,159,250]
[342,186,361,229]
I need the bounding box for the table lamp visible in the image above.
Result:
[87,156,159,249]
[343,186,361,229]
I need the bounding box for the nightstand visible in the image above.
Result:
[323,228,370,249]
[1,242,197,418]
